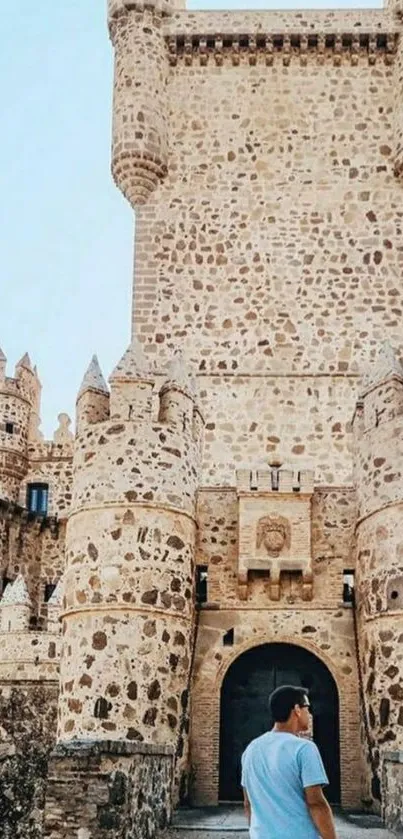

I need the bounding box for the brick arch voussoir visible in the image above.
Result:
[214,633,346,699]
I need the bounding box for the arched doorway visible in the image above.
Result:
[219,642,341,804]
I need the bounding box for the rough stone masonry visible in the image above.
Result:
[2,0,403,836]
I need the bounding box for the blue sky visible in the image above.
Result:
[1,0,381,437]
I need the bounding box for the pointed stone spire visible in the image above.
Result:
[1,575,31,607]
[33,364,41,384]
[15,352,32,372]
[0,348,6,379]
[109,337,154,383]
[78,355,109,397]
[363,342,403,390]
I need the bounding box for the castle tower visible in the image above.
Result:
[57,341,204,794]
[108,0,175,208]
[0,352,41,503]
[353,343,403,802]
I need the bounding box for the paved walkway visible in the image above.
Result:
[167,806,397,838]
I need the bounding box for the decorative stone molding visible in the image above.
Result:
[167,32,397,67]
[236,465,314,601]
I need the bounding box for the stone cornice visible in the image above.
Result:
[164,9,396,36]
[166,29,397,67]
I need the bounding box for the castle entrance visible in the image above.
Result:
[219,643,341,804]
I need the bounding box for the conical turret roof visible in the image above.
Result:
[109,337,154,382]
[78,355,109,397]
[0,575,32,607]
[0,348,6,362]
[16,352,32,371]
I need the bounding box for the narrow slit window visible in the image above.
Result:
[196,566,208,605]
[5,422,14,435]
[27,483,49,515]
[343,570,355,604]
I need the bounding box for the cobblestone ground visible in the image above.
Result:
[165,807,397,838]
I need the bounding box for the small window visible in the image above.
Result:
[223,628,234,647]
[94,697,110,719]
[196,566,208,605]
[44,583,57,603]
[5,422,14,435]
[27,483,49,515]
[343,570,355,604]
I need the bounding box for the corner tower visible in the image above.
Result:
[353,344,403,800]
[57,343,204,794]
[108,0,177,208]
[0,352,41,503]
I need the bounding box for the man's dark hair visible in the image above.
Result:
[269,685,309,722]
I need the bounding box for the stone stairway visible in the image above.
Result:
[163,806,397,838]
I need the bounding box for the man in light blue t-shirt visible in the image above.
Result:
[241,684,338,839]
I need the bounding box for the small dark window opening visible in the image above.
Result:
[223,628,234,647]
[27,483,49,515]
[94,697,111,720]
[391,590,399,601]
[196,566,208,604]
[44,583,57,603]
[343,570,355,604]
[5,422,14,435]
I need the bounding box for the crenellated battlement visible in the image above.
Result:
[236,465,315,495]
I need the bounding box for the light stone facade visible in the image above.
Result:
[2,1,403,837]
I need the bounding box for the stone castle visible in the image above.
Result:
[2,0,403,836]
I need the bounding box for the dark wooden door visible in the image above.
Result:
[219,643,341,804]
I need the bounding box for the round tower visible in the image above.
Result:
[108,0,173,207]
[393,26,403,178]
[0,352,39,503]
[58,342,204,793]
[353,343,403,801]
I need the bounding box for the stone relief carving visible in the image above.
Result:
[256,515,291,558]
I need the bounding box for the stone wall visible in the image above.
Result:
[382,751,403,834]
[191,484,360,807]
[126,10,402,486]
[196,485,356,607]
[0,682,58,839]
[0,504,65,625]
[43,741,173,839]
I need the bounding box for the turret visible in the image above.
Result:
[108,0,173,207]
[353,343,403,801]
[0,348,6,380]
[0,351,42,503]
[76,355,110,433]
[58,343,204,796]
[0,575,32,632]
[159,355,196,432]
[109,338,155,420]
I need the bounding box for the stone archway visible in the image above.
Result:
[191,631,361,809]
[219,642,341,803]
